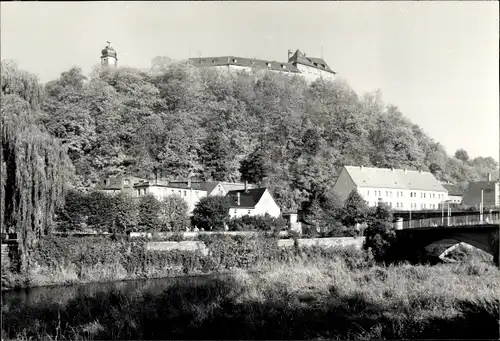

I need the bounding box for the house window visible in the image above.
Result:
[400,203,403,209]
[424,193,426,199]
[247,210,251,215]
[171,189,174,194]
[184,191,187,197]
[178,190,181,195]
[137,189,140,196]
[195,191,199,197]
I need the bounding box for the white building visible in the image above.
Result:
[441,182,463,205]
[189,49,336,83]
[333,166,449,211]
[226,188,281,218]
[133,180,208,214]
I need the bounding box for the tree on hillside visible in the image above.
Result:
[1,62,74,269]
[239,147,268,185]
[341,189,369,230]
[454,149,470,163]
[200,131,230,181]
[191,196,231,231]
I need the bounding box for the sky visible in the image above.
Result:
[1,2,499,161]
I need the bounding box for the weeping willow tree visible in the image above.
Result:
[1,61,74,269]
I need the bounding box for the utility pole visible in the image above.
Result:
[480,189,484,223]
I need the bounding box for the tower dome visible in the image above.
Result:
[100,41,118,67]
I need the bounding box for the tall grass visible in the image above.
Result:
[2,256,499,340]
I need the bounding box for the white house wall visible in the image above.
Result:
[138,186,207,214]
[357,187,448,210]
[254,189,281,217]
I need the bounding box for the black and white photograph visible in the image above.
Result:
[1,1,499,340]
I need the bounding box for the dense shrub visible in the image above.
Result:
[364,204,396,263]
[111,193,139,234]
[158,196,190,231]
[56,190,140,233]
[191,196,231,231]
[55,189,90,231]
[341,189,369,228]
[137,194,162,232]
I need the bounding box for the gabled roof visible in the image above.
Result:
[189,56,300,73]
[288,49,336,74]
[441,183,463,196]
[343,166,447,192]
[226,188,267,208]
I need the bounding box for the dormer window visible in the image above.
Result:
[281,64,286,69]
[212,59,216,63]
[124,179,130,185]
[266,63,271,67]
[232,59,237,63]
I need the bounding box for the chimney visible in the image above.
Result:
[244,180,248,192]
[237,192,240,206]
[487,173,491,181]
[288,49,293,60]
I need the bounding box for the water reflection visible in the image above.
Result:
[2,274,220,309]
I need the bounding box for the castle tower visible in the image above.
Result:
[101,41,118,67]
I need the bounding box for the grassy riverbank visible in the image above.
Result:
[3,256,499,340]
[1,235,369,290]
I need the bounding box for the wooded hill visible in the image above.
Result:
[2,59,498,215]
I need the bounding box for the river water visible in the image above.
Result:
[1,274,221,309]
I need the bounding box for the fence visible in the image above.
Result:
[402,212,500,229]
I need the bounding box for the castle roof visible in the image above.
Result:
[101,45,117,58]
[288,49,336,74]
[189,56,300,73]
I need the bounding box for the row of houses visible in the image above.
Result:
[97,165,499,223]
[97,177,281,218]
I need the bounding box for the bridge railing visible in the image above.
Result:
[402,212,500,229]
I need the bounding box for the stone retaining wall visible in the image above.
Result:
[145,237,365,255]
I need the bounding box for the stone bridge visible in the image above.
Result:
[394,224,500,267]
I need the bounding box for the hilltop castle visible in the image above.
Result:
[188,49,336,82]
[99,43,335,82]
